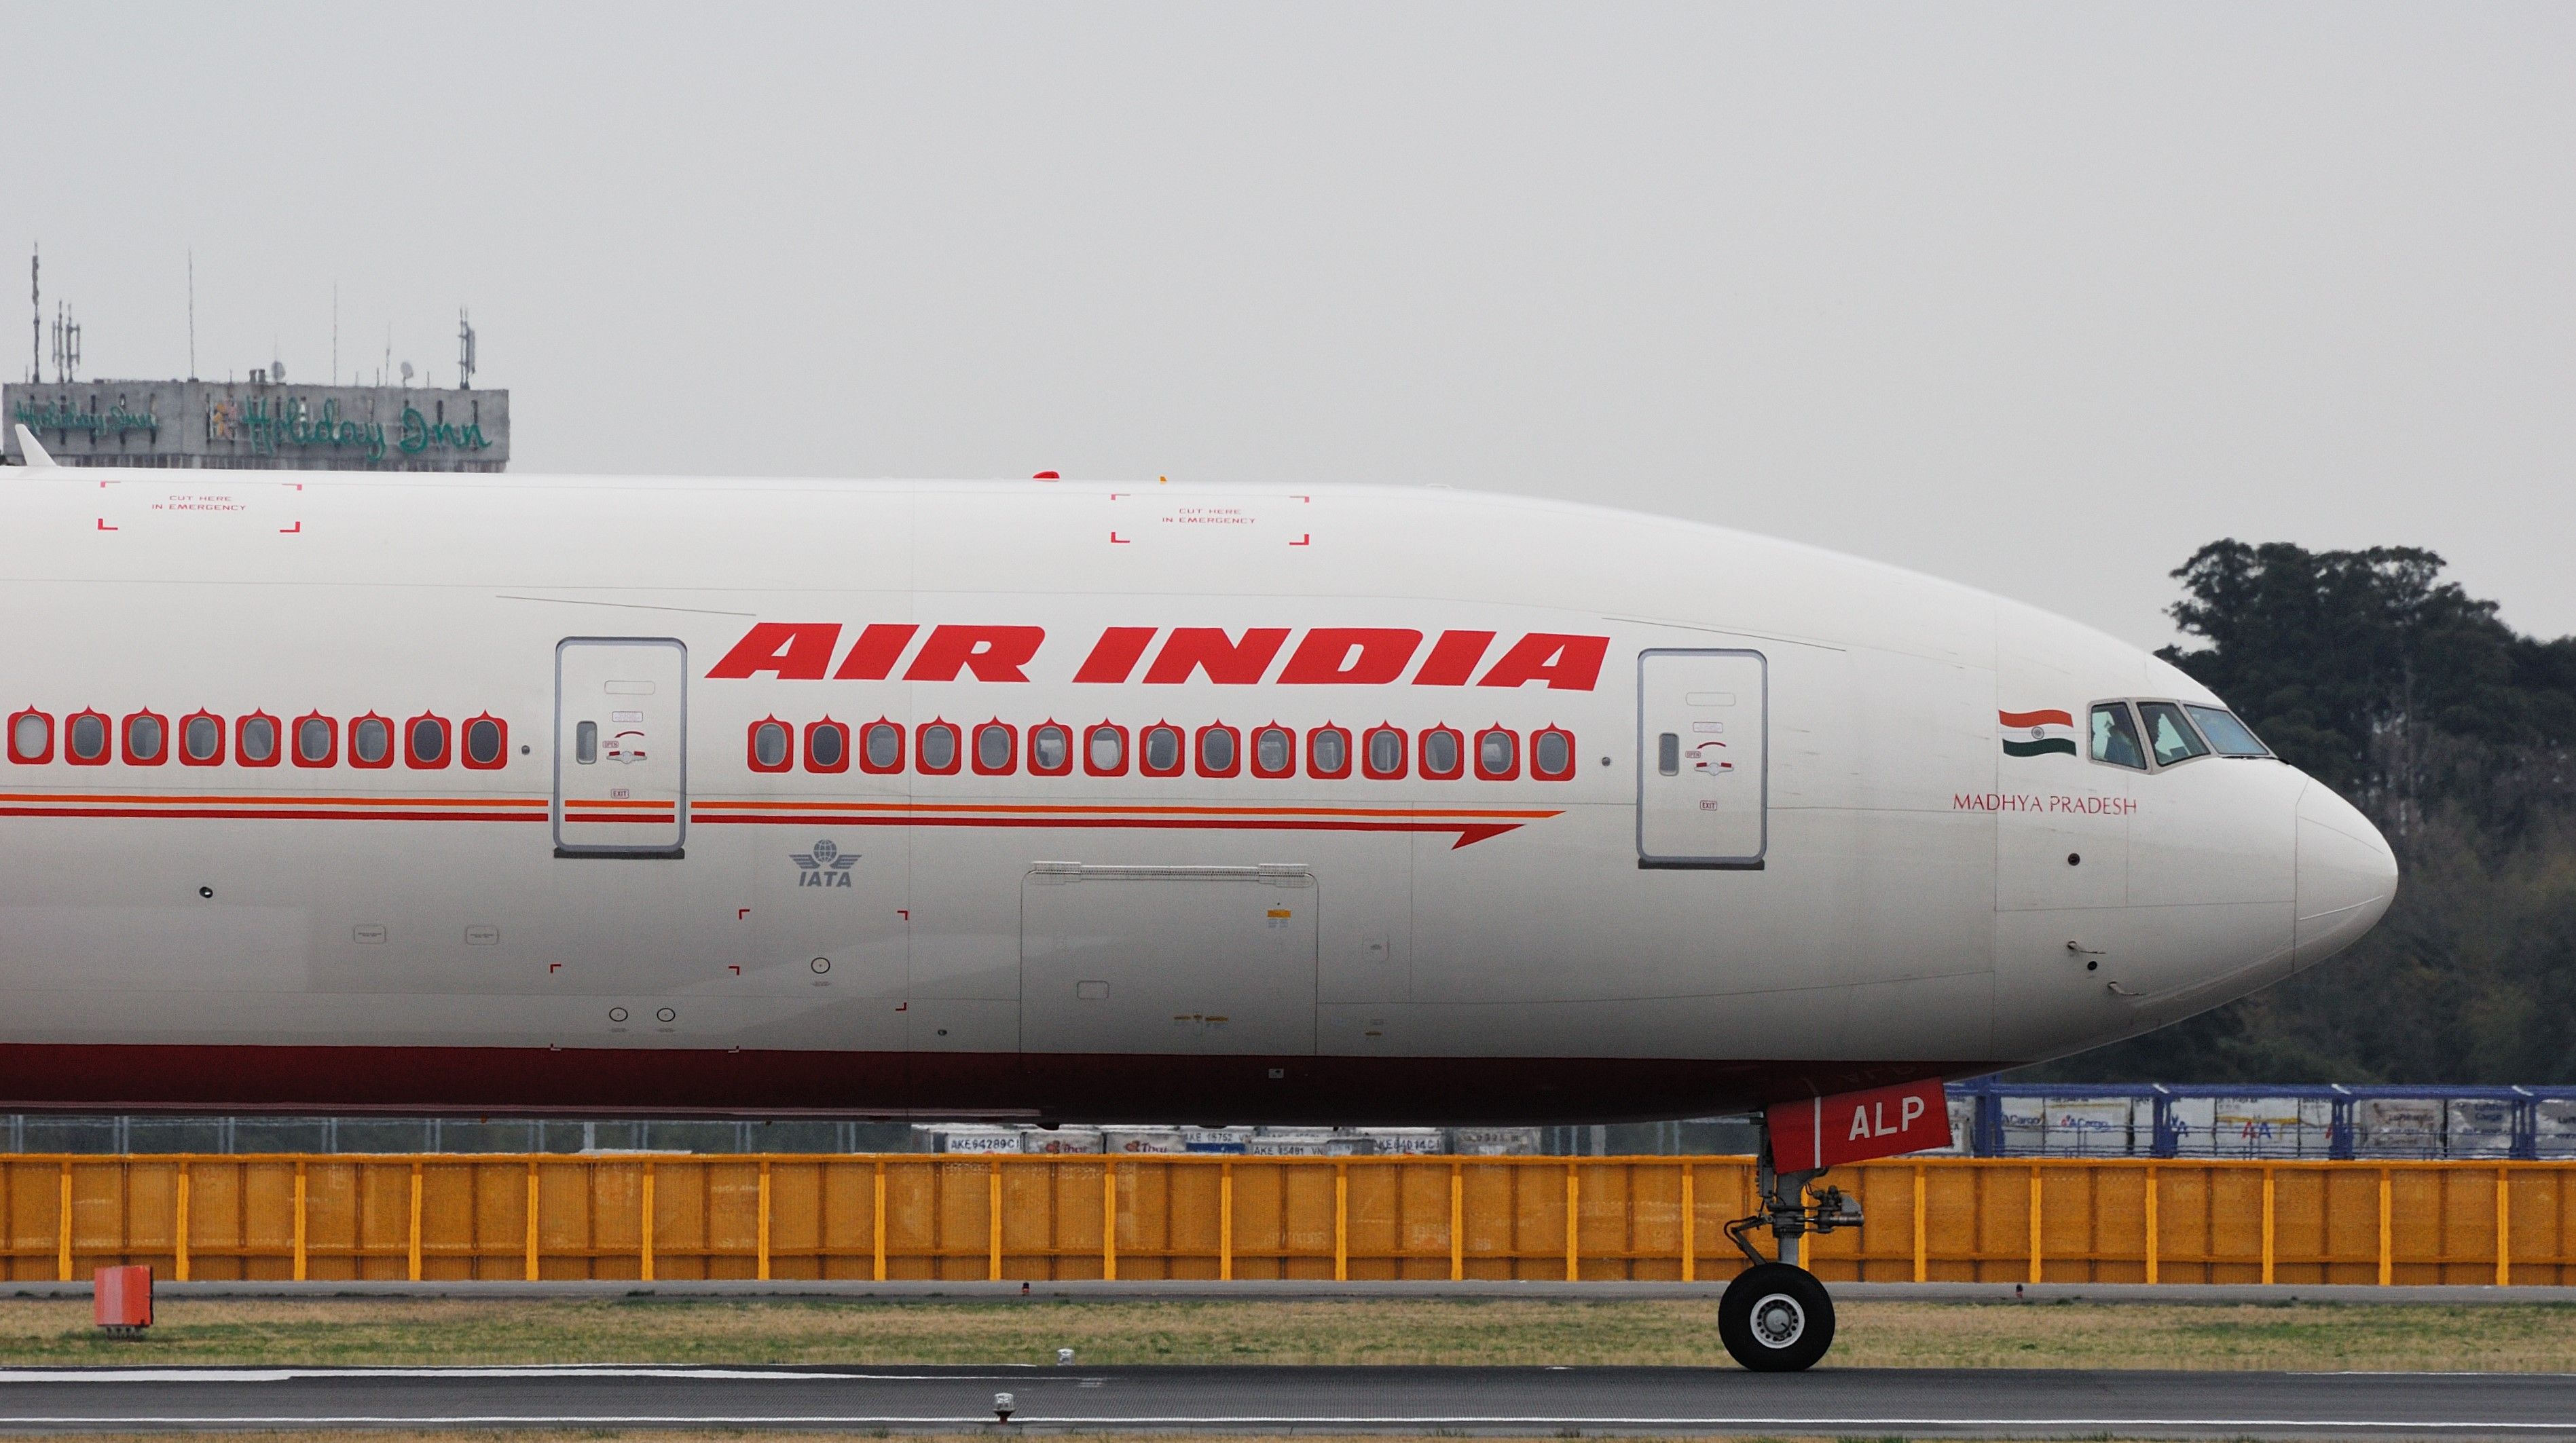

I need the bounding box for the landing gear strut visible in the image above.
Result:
[1717,1145,1861,1372]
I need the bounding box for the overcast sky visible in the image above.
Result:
[9,3,2569,650]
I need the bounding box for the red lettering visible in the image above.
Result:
[707,622,842,681]
[1278,629,1424,685]
[1142,627,1290,685]
[1476,633,1609,691]
[1074,627,1160,684]
[1411,631,1496,686]
[830,623,919,681]
[902,625,1046,682]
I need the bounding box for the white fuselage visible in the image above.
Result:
[0,471,2396,1121]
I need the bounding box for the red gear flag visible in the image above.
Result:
[1768,1079,1951,1172]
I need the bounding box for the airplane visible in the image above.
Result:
[0,424,2398,1368]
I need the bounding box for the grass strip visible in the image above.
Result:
[0,1295,2570,1371]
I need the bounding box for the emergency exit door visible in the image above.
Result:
[1637,649,1767,867]
[554,638,688,857]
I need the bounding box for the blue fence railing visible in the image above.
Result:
[1943,1079,2576,1161]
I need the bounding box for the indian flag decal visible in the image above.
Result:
[1999,708,2078,759]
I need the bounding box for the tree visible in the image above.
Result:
[2022,540,2576,1085]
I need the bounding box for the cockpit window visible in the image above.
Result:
[2137,702,2210,766]
[2184,705,2270,757]
[2091,702,2147,770]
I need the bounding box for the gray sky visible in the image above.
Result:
[10,3,2570,650]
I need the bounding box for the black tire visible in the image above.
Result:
[1718,1261,1835,1372]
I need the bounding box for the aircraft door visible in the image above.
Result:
[1020,864,1317,1055]
[1637,649,1767,867]
[553,637,688,857]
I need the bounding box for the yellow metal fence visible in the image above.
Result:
[5,1155,2573,1287]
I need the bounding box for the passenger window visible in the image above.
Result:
[974,722,1016,774]
[574,720,600,766]
[2090,703,2146,770]
[1253,726,1293,777]
[463,716,504,768]
[862,721,903,772]
[1197,724,1240,776]
[2138,702,2209,767]
[806,720,848,772]
[1363,726,1406,779]
[124,711,168,765]
[68,711,109,764]
[349,715,392,766]
[1142,724,1183,776]
[405,715,448,768]
[750,719,792,771]
[1420,726,1462,779]
[1308,725,1351,779]
[293,714,336,767]
[238,713,280,767]
[9,709,52,764]
[1532,727,1574,780]
[1086,724,1126,775]
[183,713,224,765]
[1474,726,1518,781]
[2184,705,2270,757]
[918,721,961,773]
[1029,723,1070,774]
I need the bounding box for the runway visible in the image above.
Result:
[3,1364,2574,1438]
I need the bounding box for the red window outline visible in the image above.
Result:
[65,710,111,766]
[1473,724,1521,782]
[971,719,1018,776]
[1250,723,1297,779]
[1027,720,1073,777]
[1139,722,1185,778]
[747,716,794,774]
[122,709,171,767]
[858,717,906,775]
[1083,721,1130,777]
[404,712,452,770]
[179,710,227,768]
[348,713,396,770]
[916,719,963,776]
[803,717,852,774]
[1530,725,1578,781]
[1194,722,1243,779]
[1361,724,1407,781]
[291,713,339,768]
[1305,724,1353,780]
[236,711,283,768]
[7,708,52,765]
[460,713,509,770]
[1419,724,1465,781]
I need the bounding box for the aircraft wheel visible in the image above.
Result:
[1718,1261,1835,1372]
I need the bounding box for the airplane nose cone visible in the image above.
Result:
[2294,780,2398,969]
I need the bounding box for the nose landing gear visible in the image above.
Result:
[1717,1147,1862,1372]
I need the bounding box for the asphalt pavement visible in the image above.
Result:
[1,1363,2572,1437]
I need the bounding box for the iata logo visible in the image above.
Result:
[790,840,858,887]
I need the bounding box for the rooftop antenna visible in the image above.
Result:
[456,306,475,391]
[50,302,79,385]
[187,249,198,381]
